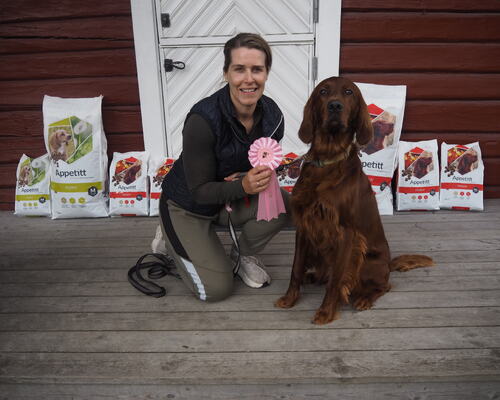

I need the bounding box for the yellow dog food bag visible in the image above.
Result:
[14,154,51,217]
[43,95,108,219]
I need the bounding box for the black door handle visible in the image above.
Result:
[164,59,186,72]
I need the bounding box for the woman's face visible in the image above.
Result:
[224,47,269,116]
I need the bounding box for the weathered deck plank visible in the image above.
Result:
[0,382,498,400]
[1,326,499,352]
[1,349,499,384]
[0,307,498,331]
[0,200,499,397]
[1,274,500,296]
[1,291,499,313]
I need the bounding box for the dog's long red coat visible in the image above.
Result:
[275,77,433,325]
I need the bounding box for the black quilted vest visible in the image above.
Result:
[162,84,284,216]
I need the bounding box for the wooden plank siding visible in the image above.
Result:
[0,0,142,209]
[340,0,500,198]
[0,0,499,209]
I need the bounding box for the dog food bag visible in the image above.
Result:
[440,142,484,211]
[43,95,108,219]
[149,156,175,216]
[14,154,51,217]
[396,140,440,211]
[278,152,302,193]
[355,82,407,215]
[109,151,149,216]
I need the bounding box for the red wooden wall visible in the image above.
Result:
[0,0,499,210]
[341,0,500,198]
[0,0,143,210]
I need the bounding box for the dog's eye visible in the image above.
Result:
[345,89,353,95]
[319,88,328,96]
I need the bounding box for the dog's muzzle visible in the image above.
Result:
[328,101,343,114]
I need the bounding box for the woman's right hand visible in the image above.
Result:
[242,165,272,194]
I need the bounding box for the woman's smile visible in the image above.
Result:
[224,47,268,118]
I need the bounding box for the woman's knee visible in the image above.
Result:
[198,273,234,302]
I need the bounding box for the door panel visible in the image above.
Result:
[162,43,312,157]
[261,44,312,155]
[159,0,314,39]
[158,0,315,157]
[162,46,225,157]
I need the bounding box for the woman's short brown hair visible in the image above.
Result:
[223,33,272,73]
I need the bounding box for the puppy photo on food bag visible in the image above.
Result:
[275,76,434,325]
[18,163,33,186]
[48,127,74,162]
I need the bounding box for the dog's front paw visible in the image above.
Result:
[353,297,373,311]
[312,308,339,325]
[340,285,351,305]
[275,295,298,309]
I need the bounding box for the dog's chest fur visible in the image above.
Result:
[290,162,353,241]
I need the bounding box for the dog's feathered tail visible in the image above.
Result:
[389,255,434,272]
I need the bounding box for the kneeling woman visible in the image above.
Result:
[158,33,290,301]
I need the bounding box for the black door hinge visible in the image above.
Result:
[161,13,171,28]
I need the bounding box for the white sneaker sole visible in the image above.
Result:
[237,269,271,289]
[151,225,167,254]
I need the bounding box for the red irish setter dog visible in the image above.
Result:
[275,77,434,325]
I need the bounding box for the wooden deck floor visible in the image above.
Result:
[0,201,499,399]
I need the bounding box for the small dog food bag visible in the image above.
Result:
[396,140,440,211]
[109,151,149,216]
[355,83,406,215]
[148,156,175,216]
[439,142,484,211]
[14,154,51,217]
[43,95,108,219]
[278,152,302,193]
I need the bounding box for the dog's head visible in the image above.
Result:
[460,152,478,168]
[54,129,72,144]
[298,77,373,152]
[412,156,433,179]
[18,165,32,185]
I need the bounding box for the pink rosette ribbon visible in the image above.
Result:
[248,137,286,221]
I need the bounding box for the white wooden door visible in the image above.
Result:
[158,0,316,157]
[130,0,341,158]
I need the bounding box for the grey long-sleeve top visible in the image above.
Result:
[182,110,263,205]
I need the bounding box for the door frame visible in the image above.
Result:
[130,0,342,158]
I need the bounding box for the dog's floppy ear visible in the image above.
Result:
[298,93,316,144]
[354,93,373,146]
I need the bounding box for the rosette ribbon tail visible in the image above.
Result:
[257,170,286,221]
[248,137,286,221]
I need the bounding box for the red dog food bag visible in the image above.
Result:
[278,152,302,193]
[355,83,407,215]
[109,151,149,216]
[440,142,484,211]
[148,156,175,216]
[396,140,440,211]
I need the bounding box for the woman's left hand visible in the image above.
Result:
[242,165,272,194]
[224,172,244,182]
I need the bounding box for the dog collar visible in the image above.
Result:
[304,144,352,168]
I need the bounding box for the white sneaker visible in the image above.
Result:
[151,225,167,254]
[230,248,271,288]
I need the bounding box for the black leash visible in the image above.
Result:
[227,211,241,276]
[127,253,180,298]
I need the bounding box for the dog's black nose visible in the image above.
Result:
[328,101,343,113]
